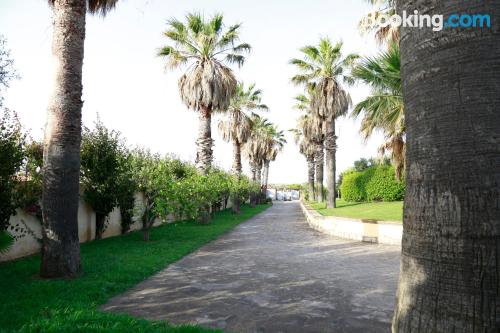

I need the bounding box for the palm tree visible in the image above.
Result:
[290,38,357,208]
[218,82,268,212]
[352,43,404,180]
[299,92,325,203]
[292,91,321,201]
[359,0,398,45]
[41,0,118,279]
[244,116,268,182]
[291,113,317,201]
[158,13,250,176]
[392,1,500,332]
[262,126,286,195]
[243,116,272,204]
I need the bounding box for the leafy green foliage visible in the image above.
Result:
[129,149,167,238]
[353,158,373,172]
[340,165,404,202]
[115,151,137,234]
[339,169,366,202]
[365,165,405,201]
[14,140,43,219]
[352,44,405,180]
[81,120,130,237]
[0,204,270,332]
[0,109,25,235]
[230,175,259,204]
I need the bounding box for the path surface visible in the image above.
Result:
[103,202,400,333]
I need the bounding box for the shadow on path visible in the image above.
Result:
[102,202,400,333]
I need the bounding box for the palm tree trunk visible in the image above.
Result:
[392,1,500,332]
[250,160,257,182]
[256,161,263,203]
[256,161,262,186]
[232,139,242,176]
[40,0,86,279]
[262,159,270,198]
[196,105,213,222]
[196,105,213,176]
[325,119,336,208]
[249,160,257,208]
[315,141,324,202]
[306,154,315,201]
[231,139,242,214]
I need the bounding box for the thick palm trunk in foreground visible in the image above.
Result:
[196,105,213,175]
[40,0,85,278]
[324,119,337,208]
[315,142,324,202]
[392,1,500,331]
[306,154,315,201]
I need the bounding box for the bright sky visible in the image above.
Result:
[0,0,384,184]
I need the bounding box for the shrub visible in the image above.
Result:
[340,165,404,202]
[14,140,43,220]
[231,176,258,203]
[0,109,25,250]
[81,119,129,239]
[116,151,137,234]
[366,165,405,201]
[130,149,166,241]
[340,169,367,202]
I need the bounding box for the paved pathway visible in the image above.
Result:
[103,202,400,333]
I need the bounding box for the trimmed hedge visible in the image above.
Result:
[340,165,404,202]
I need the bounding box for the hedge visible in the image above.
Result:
[340,165,405,202]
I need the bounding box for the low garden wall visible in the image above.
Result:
[1,193,233,262]
[300,201,402,246]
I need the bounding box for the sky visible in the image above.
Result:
[0,0,384,185]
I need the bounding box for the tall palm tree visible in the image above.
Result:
[218,82,268,212]
[392,1,500,332]
[158,13,250,175]
[299,92,325,203]
[41,0,118,279]
[352,43,404,180]
[243,116,273,204]
[292,91,321,201]
[262,126,286,195]
[244,116,269,183]
[291,113,316,201]
[290,38,357,208]
[359,0,398,46]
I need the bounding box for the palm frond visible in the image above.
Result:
[47,0,118,16]
[159,12,250,112]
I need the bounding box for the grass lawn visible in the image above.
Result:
[308,199,403,222]
[0,204,270,333]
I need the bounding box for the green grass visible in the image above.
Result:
[0,204,271,333]
[308,199,403,222]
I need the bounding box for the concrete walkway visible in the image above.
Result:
[103,202,400,333]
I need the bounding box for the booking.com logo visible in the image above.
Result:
[363,10,492,32]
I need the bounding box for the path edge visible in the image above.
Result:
[299,201,402,246]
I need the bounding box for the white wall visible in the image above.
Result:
[1,192,232,262]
